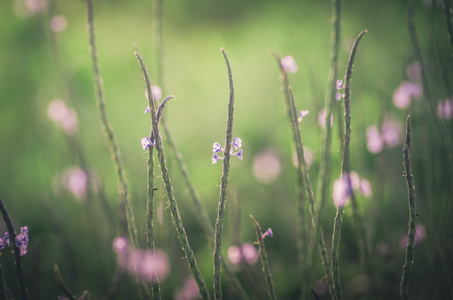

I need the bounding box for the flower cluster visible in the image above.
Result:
[227,242,259,266]
[393,81,422,109]
[47,99,78,135]
[140,85,165,151]
[280,56,298,73]
[0,226,29,256]
[366,118,402,153]
[335,79,345,101]
[332,171,372,207]
[212,137,243,164]
[112,236,169,282]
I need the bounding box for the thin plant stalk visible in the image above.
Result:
[86,0,138,245]
[213,48,236,300]
[331,29,367,300]
[54,265,77,300]
[310,0,341,293]
[135,51,211,300]
[400,115,417,300]
[250,215,277,300]
[442,0,453,49]
[408,0,453,163]
[274,53,334,298]
[0,197,28,300]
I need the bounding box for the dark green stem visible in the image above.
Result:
[135,52,211,300]
[54,265,77,300]
[0,197,27,300]
[442,0,453,49]
[400,115,417,300]
[250,215,277,300]
[213,48,235,300]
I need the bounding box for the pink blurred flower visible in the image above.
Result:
[47,99,78,135]
[366,118,401,153]
[50,15,67,33]
[280,56,298,73]
[366,125,384,154]
[252,149,281,184]
[333,177,351,208]
[292,146,314,168]
[393,81,422,109]
[112,237,169,282]
[360,179,372,197]
[437,98,453,120]
[298,110,309,122]
[318,108,333,129]
[227,245,242,265]
[62,167,88,200]
[241,242,259,265]
[174,276,200,300]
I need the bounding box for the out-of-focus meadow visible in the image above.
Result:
[0,0,452,299]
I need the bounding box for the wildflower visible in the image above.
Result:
[62,167,88,200]
[298,110,309,122]
[366,118,402,153]
[174,276,200,300]
[50,15,67,32]
[399,224,426,248]
[393,81,422,109]
[227,245,242,265]
[144,86,163,113]
[261,228,273,239]
[366,125,384,154]
[360,179,372,197]
[437,98,453,120]
[3,232,9,246]
[141,137,152,151]
[211,138,243,164]
[0,238,5,251]
[241,242,259,265]
[333,177,352,208]
[47,99,78,135]
[280,56,298,73]
[335,91,343,101]
[112,237,170,282]
[253,149,281,184]
[336,80,344,90]
[15,226,29,256]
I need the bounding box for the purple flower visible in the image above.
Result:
[280,56,298,73]
[213,142,222,153]
[393,81,423,109]
[233,137,242,150]
[298,110,309,122]
[141,137,152,151]
[336,80,344,90]
[333,177,352,208]
[241,243,259,265]
[212,154,220,164]
[236,149,243,160]
[3,232,10,246]
[15,226,29,256]
[437,98,453,120]
[261,228,273,239]
[335,91,343,101]
[0,238,5,251]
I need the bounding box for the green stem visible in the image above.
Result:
[250,215,278,300]
[135,52,211,300]
[274,52,334,298]
[0,197,28,300]
[54,265,77,300]
[442,0,453,49]
[213,48,235,300]
[400,115,417,300]
[86,0,138,246]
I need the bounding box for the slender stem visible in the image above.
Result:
[0,197,28,300]
[86,0,138,245]
[135,52,211,300]
[400,115,417,300]
[213,48,235,300]
[408,0,453,163]
[442,0,453,49]
[54,265,77,300]
[250,215,278,300]
[274,52,333,298]
[331,30,367,300]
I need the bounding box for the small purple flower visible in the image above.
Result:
[144,106,151,114]
[0,238,5,251]
[141,137,152,151]
[241,243,259,265]
[15,226,29,256]
[335,91,343,101]
[236,149,243,160]
[233,137,242,150]
[212,154,219,164]
[333,177,352,208]
[213,142,222,153]
[261,228,273,239]
[280,56,298,73]
[336,80,344,90]
[298,110,309,122]
[437,98,453,120]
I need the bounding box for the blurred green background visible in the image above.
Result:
[0,0,452,299]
